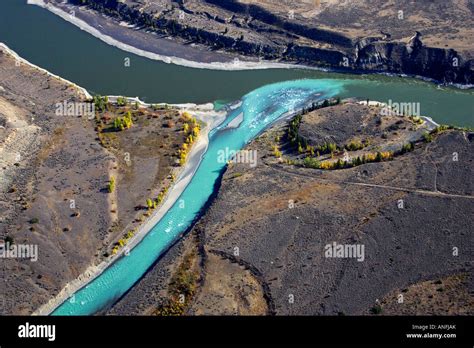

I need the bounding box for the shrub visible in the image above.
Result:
[410,116,423,125]
[298,144,304,154]
[345,141,364,151]
[400,142,414,154]
[288,114,302,145]
[116,96,127,107]
[113,111,133,131]
[4,236,14,245]
[108,176,116,193]
[423,132,433,143]
[317,142,338,154]
[433,124,451,133]
[273,145,282,158]
[182,111,192,120]
[370,304,383,315]
[146,198,154,210]
[93,95,108,113]
[303,157,321,169]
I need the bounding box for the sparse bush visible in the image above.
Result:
[113,111,133,131]
[433,124,451,134]
[345,141,364,151]
[317,142,338,155]
[116,96,127,107]
[298,144,304,154]
[146,198,154,210]
[182,111,192,120]
[273,145,282,158]
[303,157,321,169]
[93,95,108,113]
[410,115,423,125]
[108,176,116,193]
[423,132,433,143]
[370,304,383,315]
[399,142,414,154]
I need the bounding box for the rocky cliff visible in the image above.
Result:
[65,0,473,84]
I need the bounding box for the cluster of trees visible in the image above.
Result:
[316,142,338,155]
[288,114,303,146]
[116,96,128,107]
[303,151,393,170]
[157,186,169,203]
[144,184,172,216]
[398,142,415,155]
[303,156,320,168]
[420,124,470,144]
[112,229,135,255]
[113,111,133,131]
[345,140,367,151]
[296,141,338,157]
[178,115,200,166]
[409,115,424,125]
[434,124,451,133]
[153,251,198,316]
[146,198,157,210]
[93,95,108,113]
[287,99,342,157]
[303,97,341,115]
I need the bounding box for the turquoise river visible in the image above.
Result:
[0,0,472,314]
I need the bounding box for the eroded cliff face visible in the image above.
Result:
[355,33,472,84]
[65,0,473,84]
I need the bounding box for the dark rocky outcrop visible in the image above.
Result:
[62,0,474,85]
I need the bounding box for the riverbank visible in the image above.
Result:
[28,0,474,86]
[33,104,226,315]
[32,100,225,316]
[105,98,473,316]
[27,0,305,71]
[1,41,119,315]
